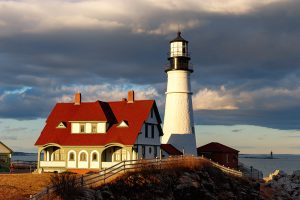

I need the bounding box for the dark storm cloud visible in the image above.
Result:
[194,107,300,130]
[0,0,299,129]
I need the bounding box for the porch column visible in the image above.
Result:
[99,149,103,169]
[46,150,50,161]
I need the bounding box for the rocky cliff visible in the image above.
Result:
[263,170,300,200]
[92,166,261,200]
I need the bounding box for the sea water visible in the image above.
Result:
[12,154,38,162]
[239,154,300,177]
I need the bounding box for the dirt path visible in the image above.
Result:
[0,173,52,200]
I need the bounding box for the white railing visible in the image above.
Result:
[40,161,66,167]
[101,161,119,168]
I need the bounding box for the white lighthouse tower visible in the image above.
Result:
[162,31,197,155]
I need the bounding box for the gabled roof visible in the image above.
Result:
[197,142,239,153]
[161,144,182,155]
[35,100,162,146]
[0,141,13,154]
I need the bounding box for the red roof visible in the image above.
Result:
[35,100,161,146]
[197,142,239,153]
[161,144,182,155]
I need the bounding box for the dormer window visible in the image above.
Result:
[117,120,129,128]
[91,123,97,133]
[71,122,107,134]
[80,124,85,133]
[57,122,67,129]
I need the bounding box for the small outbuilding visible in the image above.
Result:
[0,141,13,172]
[197,142,239,169]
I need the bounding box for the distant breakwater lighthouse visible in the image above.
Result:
[162,31,197,155]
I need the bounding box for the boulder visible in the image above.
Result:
[293,170,300,177]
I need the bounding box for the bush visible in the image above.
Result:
[50,173,84,200]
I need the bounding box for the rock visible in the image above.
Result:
[177,174,200,189]
[264,170,287,182]
[293,170,300,177]
[101,190,115,200]
[95,190,103,200]
[222,183,231,190]
[262,169,300,200]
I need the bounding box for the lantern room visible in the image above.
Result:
[166,32,193,72]
[170,32,189,57]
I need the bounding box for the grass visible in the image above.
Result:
[0,173,52,200]
[50,173,85,200]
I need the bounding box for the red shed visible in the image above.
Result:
[197,142,239,169]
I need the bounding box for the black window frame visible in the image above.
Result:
[142,146,145,158]
[145,123,148,138]
[151,124,154,138]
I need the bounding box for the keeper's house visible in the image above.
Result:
[35,91,163,173]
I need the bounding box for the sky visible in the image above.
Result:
[0,0,299,153]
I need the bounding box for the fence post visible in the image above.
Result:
[104,168,106,184]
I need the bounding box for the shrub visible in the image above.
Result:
[50,173,84,200]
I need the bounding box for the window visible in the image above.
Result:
[92,152,98,161]
[149,147,152,154]
[80,152,87,161]
[154,147,157,157]
[142,146,145,158]
[145,124,148,138]
[69,152,75,161]
[151,125,154,138]
[80,124,85,133]
[57,122,66,128]
[91,123,97,133]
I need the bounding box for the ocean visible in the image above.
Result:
[11,153,300,177]
[239,154,300,177]
[12,154,38,162]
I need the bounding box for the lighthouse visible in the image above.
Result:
[162,31,197,155]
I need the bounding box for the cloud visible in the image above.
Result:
[0,83,160,119]
[0,135,17,140]
[0,0,284,37]
[193,86,238,110]
[232,129,243,133]
[0,0,299,129]
[193,85,300,111]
